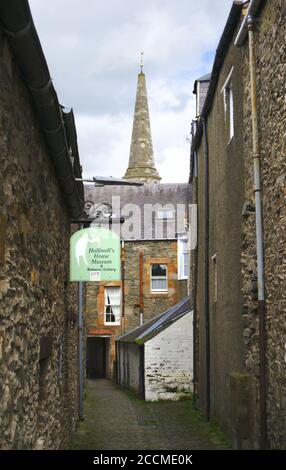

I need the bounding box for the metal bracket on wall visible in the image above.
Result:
[242,201,255,217]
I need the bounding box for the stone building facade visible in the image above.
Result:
[85,66,191,381]
[0,1,84,449]
[190,0,286,449]
[84,184,191,380]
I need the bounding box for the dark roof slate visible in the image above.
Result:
[116,295,192,344]
[84,183,191,240]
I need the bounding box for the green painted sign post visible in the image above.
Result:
[70,227,120,282]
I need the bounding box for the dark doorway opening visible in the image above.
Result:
[86,337,110,379]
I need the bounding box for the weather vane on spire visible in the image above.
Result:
[140,51,144,73]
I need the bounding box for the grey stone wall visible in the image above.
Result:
[241,0,286,449]
[0,32,79,449]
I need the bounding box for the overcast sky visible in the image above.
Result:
[29,0,232,183]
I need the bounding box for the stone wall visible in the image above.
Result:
[241,0,286,449]
[124,240,178,331]
[0,32,79,449]
[85,239,179,378]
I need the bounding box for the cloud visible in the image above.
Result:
[29,0,233,182]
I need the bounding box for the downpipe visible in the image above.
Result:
[78,224,84,420]
[236,13,268,448]
[247,17,268,450]
[202,117,211,421]
[139,251,144,326]
[191,121,199,408]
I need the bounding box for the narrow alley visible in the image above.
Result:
[1,0,286,457]
[69,380,228,450]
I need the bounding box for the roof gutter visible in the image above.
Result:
[234,0,266,46]
[193,2,242,150]
[0,0,84,218]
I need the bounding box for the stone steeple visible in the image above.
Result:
[124,59,161,183]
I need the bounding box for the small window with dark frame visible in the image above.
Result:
[104,286,121,325]
[150,264,168,292]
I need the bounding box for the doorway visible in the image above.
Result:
[86,337,110,379]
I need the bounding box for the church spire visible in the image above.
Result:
[124,56,161,183]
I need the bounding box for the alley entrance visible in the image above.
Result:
[70,380,229,450]
[86,337,110,378]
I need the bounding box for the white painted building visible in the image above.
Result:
[116,296,193,401]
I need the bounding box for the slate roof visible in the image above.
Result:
[193,72,211,95]
[84,183,191,240]
[196,72,211,83]
[116,295,192,344]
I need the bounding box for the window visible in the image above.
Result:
[178,236,189,280]
[104,287,121,325]
[227,83,234,140]
[156,210,174,220]
[39,357,49,402]
[150,264,168,292]
[221,66,234,142]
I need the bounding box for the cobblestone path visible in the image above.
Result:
[70,379,229,450]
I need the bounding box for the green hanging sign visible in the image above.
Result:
[70,227,120,282]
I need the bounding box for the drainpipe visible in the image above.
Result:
[139,251,144,326]
[247,16,267,450]
[235,1,268,449]
[202,117,211,420]
[121,241,125,335]
[78,273,84,420]
[191,121,199,408]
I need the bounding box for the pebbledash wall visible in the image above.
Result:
[0,22,81,449]
[240,0,286,449]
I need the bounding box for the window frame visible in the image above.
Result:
[178,235,189,280]
[104,286,121,326]
[221,66,234,143]
[150,263,168,293]
[211,253,218,303]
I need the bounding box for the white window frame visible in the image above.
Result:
[178,235,189,280]
[211,253,218,303]
[221,66,234,143]
[150,264,168,293]
[104,286,121,326]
